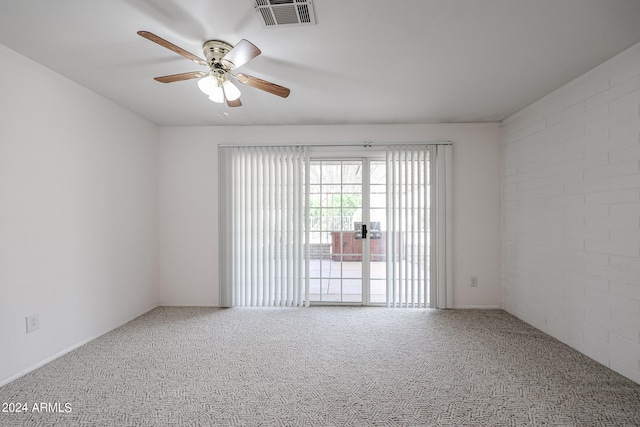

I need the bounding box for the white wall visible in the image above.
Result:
[159,123,501,309]
[502,42,640,384]
[0,46,159,385]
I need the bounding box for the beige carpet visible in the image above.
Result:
[1,307,639,426]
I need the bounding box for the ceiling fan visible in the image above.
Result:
[138,31,290,108]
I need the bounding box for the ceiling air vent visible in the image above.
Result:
[252,0,317,28]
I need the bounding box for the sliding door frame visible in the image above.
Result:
[218,142,451,308]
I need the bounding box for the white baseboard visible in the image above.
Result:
[452,305,503,309]
[157,303,221,307]
[0,304,159,388]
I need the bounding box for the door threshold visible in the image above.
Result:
[308,302,387,307]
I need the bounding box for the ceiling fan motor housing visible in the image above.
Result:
[203,40,233,71]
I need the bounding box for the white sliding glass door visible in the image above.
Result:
[307,160,366,303]
[307,152,431,307]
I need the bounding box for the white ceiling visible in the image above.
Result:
[1,0,640,126]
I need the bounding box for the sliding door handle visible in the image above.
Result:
[362,224,368,239]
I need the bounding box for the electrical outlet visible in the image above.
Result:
[26,313,40,333]
[470,276,478,287]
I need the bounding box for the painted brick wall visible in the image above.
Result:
[501,42,640,384]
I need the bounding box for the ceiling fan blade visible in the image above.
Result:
[222,86,242,107]
[221,39,261,70]
[154,71,208,83]
[236,73,290,98]
[226,97,242,108]
[138,31,207,67]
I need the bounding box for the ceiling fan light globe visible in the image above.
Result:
[223,80,241,101]
[197,76,217,95]
[208,86,225,103]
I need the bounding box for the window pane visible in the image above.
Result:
[321,210,341,231]
[309,279,321,296]
[307,211,320,231]
[370,280,386,303]
[341,192,362,206]
[322,185,342,197]
[310,163,321,184]
[322,162,341,184]
[342,280,362,302]
[342,257,361,276]
[370,186,386,208]
[370,162,386,184]
[331,232,342,254]
[309,232,322,245]
[342,162,362,184]
[342,184,362,194]
[370,209,386,232]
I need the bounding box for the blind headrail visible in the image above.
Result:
[217,141,452,148]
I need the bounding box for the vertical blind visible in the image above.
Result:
[432,144,453,309]
[385,145,430,308]
[219,145,309,307]
[384,144,452,308]
[219,143,451,308]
